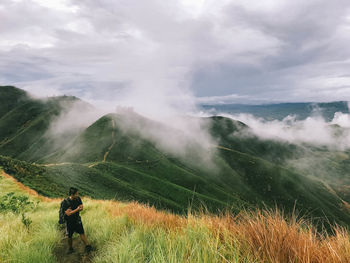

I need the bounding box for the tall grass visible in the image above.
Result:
[0,173,60,262]
[1,171,350,262]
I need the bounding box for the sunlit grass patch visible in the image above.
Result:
[2,171,350,263]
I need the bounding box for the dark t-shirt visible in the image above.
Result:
[62,196,83,223]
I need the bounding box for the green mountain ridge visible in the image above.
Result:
[1,85,350,229]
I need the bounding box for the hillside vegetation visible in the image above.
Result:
[1,86,350,229]
[2,171,350,263]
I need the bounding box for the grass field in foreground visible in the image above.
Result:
[1,170,350,263]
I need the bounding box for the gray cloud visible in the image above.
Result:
[193,0,350,102]
[1,0,350,110]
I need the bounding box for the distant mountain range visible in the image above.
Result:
[201,102,350,121]
[1,85,350,229]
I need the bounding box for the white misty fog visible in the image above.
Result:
[213,106,350,150]
[47,100,104,137]
[42,96,218,170]
[106,108,219,171]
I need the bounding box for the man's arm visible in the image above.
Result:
[78,197,83,211]
[65,206,83,216]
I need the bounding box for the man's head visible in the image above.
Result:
[69,187,79,199]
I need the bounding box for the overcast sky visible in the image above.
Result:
[1,0,350,111]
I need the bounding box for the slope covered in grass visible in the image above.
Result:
[0,86,30,119]
[2,171,350,263]
[0,86,93,162]
[1,86,350,228]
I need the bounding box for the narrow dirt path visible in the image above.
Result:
[103,118,116,162]
[42,162,73,167]
[216,145,235,152]
[53,229,94,263]
[0,171,95,262]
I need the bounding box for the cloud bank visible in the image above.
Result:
[217,108,350,150]
[2,0,350,115]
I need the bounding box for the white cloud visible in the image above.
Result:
[1,0,350,108]
[218,111,350,150]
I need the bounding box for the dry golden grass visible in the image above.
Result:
[191,210,350,263]
[2,171,350,263]
[104,198,350,262]
[105,201,186,229]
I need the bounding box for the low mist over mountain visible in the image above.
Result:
[201,102,350,121]
[1,86,350,229]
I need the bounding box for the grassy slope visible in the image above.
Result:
[0,86,29,118]
[0,86,90,162]
[207,116,350,225]
[2,171,350,263]
[1,86,350,227]
[0,154,246,215]
[39,113,250,213]
[1,133,349,228]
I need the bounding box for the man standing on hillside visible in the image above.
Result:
[62,187,92,254]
